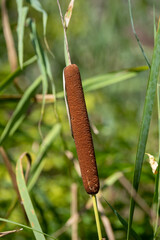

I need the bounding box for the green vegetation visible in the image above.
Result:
[0,0,160,239]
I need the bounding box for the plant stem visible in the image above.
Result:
[57,0,71,66]
[92,194,102,240]
[154,83,160,237]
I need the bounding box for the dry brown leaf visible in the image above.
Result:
[64,0,75,29]
[0,228,23,237]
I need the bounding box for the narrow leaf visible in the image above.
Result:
[103,197,141,240]
[0,56,37,92]
[44,52,56,101]
[26,0,47,36]
[153,84,160,235]
[28,123,61,191]
[0,76,42,145]
[16,152,46,240]
[128,0,151,68]
[28,19,48,136]
[56,66,148,98]
[128,20,160,239]
[16,0,28,68]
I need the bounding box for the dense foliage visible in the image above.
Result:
[0,0,160,239]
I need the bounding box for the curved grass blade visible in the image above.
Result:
[153,84,160,235]
[0,218,57,239]
[102,197,141,240]
[127,20,160,239]
[128,0,151,68]
[28,123,61,191]
[0,56,37,92]
[16,152,46,240]
[16,0,28,68]
[26,0,47,36]
[0,75,42,145]
[56,66,148,98]
[28,19,48,137]
[44,52,56,103]
[84,72,137,92]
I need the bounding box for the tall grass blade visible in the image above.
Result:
[0,56,37,92]
[155,225,160,239]
[16,152,46,240]
[128,0,151,68]
[56,66,148,98]
[0,76,42,145]
[16,0,28,68]
[26,0,47,36]
[28,19,49,136]
[153,84,160,236]
[44,52,56,102]
[103,197,141,240]
[28,123,61,190]
[127,20,160,239]
[84,72,137,92]
[153,6,156,41]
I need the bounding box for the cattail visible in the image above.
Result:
[64,64,99,194]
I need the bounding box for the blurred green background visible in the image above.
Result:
[0,0,160,239]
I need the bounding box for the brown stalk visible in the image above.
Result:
[1,0,22,93]
[118,174,154,220]
[71,183,78,240]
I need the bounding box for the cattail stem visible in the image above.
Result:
[57,0,71,66]
[92,195,102,240]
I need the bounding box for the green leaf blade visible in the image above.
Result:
[0,76,42,145]
[16,153,46,240]
[127,20,160,239]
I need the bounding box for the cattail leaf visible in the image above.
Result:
[153,84,160,235]
[84,72,137,92]
[0,56,37,93]
[0,76,42,145]
[9,114,26,136]
[16,152,46,240]
[103,197,141,240]
[128,0,151,68]
[127,20,160,239]
[56,66,148,98]
[44,52,56,101]
[16,0,28,68]
[28,123,61,191]
[28,19,49,135]
[155,225,160,239]
[153,6,156,41]
[26,0,47,36]
[64,0,75,29]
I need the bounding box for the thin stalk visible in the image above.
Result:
[92,195,102,240]
[154,83,160,236]
[57,0,71,66]
[128,0,151,68]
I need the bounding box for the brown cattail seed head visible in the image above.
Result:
[64,64,99,194]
